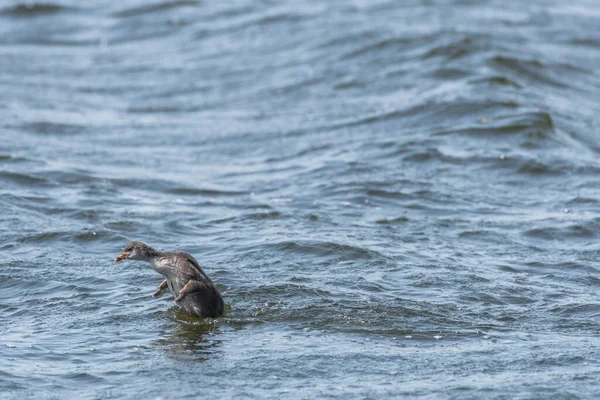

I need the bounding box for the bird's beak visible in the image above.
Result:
[114,253,127,263]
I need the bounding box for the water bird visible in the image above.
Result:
[115,241,224,318]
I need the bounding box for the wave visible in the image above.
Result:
[0,171,48,186]
[112,0,199,18]
[15,230,127,245]
[167,187,248,196]
[21,121,85,135]
[487,55,588,89]
[244,239,388,264]
[0,2,71,17]
[522,219,600,242]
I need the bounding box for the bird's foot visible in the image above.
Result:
[152,279,169,298]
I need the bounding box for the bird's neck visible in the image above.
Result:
[145,251,162,264]
[145,246,161,258]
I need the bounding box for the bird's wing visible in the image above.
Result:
[181,279,213,295]
[173,252,212,284]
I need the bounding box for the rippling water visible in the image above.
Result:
[3,0,600,398]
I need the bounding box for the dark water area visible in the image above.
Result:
[2,0,600,398]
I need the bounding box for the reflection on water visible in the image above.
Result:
[155,308,222,361]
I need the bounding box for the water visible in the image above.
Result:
[2,0,600,398]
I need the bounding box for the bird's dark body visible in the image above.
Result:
[157,252,225,318]
[177,285,224,318]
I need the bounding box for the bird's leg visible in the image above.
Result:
[174,280,201,302]
[152,279,169,297]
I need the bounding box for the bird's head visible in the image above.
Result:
[115,241,157,263]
